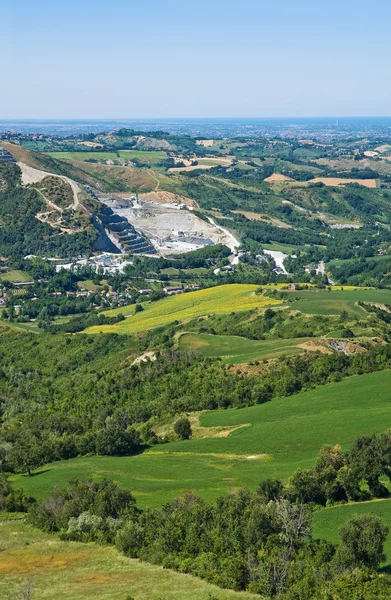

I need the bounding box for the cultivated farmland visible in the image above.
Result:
[287,288,391,316]
[84,284,282,334]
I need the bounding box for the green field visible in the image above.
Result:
[46,151,119,161]
[262,242,298,254]
[84,284,282,334]
[179,333,306,363]
[14,369,391,508]
[46,150,166,165]
[0,520,257,600]
[313,499,391,565]
[0,319,41,333]
[118,149,166,164]
[0,269,31,283]
[326,254,391,267]
[288,288,391,315]
[77,279,107,292]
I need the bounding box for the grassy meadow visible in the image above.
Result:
[0,520,258,600]
[313,499,391,565]
[0,269,32,282]
[84,284,282,334]
[326,253,391,267]
[179,333,306,363]
[45,150,167,165]
[14,369,391,509]
[287,288,391,316]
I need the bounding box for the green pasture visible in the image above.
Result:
[313,499,391,565]
[326,254,391,267]
[14,369,391,509]
[45,150,166,165]
[117,150,167,164]
[262,242,298,254]
[179,333,305,363]
[288,288,391,316]
[0,270,31,282]
[0,319,41,334]
[0,520,257,600]
[46,151,119,161]
[77,279,107,292]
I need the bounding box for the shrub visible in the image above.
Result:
[174,417,192,440]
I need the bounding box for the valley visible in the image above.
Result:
[1,124,391,599]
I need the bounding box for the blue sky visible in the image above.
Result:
[2,0,391,118]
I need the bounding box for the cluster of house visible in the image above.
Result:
[52,254,132,274]
[139,284,200,296]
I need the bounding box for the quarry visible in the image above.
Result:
[90,190,238,255]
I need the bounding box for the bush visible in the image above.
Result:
[174,417,192,440]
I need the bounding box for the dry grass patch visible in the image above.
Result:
[196,139,214,147]
[309,177,377,188]
[139,190,198,207]
[264,173,294,182]
[0,550,87,575]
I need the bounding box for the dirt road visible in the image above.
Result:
[17,162,81,210]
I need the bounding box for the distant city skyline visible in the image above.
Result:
[2,0,391,119]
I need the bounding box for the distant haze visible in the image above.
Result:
[2,0,391,119]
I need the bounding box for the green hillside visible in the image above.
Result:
[179,333,306,363]
[14,369,391,507]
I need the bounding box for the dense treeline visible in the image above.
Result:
[2,328,391,472]
[330,257,391,287]
[27,475,391,598]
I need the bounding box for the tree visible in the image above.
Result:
[8,434,43,476]
[95,422,141,456]
[174,417,192,440]
[258,478,283,501]
[338,514,389,569]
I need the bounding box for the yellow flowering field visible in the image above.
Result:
[84,284,282,334]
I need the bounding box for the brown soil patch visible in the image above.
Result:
[188,414,250,440]
[172,157,192,166]
[139,190,199,208]
[72,574,112,584]
[264,173,294,182]
[232,210,292,228]
[309,177,377,188]
[1,142,42,169]
[168,164,215,173]
[298,340,332,353]
[78,141,103,148]
[375,144,391,153]
[196,139,214,147]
